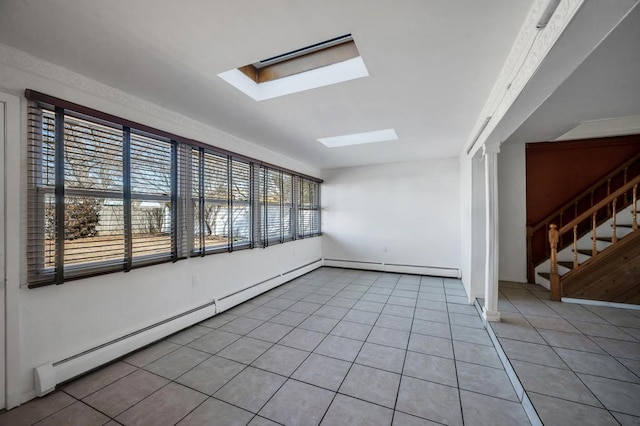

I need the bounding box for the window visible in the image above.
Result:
[191,150,252,254]
[297,178,321,238]
[259,168,294,246]
[230,159,252,247]
[26,91,322,287]
[129,132,174,264]
[27,106,177,286]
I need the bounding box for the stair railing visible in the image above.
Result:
[527,152,640,282]
[548,175,640,301]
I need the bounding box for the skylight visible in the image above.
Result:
[240,34,358,83]
[317,129,398,148]
[218,34,368,101]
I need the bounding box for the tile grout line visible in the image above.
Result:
[512,283,639,421]
[122,301,289,425]
[316,275,399,426]
[175,273,345,423]
[474,298,542,426]
[57,363,166,424]
[6,270,527,426]
[224,274,380,423]
[389,277,419,426]
[446,282,466,426]
[216,288,333,422]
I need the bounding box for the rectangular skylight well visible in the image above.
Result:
[254,34,354,68]
[218,34,368,101]
[317,128,398,148]
[241,34,357,83]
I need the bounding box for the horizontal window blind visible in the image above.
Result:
[298,177,321,238]
[26,91,322,287]
[129,132,174,265]
[231,159,251,248]
[282,172,294,242]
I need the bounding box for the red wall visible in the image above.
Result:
[526,135,640,226]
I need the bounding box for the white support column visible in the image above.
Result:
[1,91,22,409]
[483,143,501,322]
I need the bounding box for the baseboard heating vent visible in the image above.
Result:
[324,259,380,265]
[323,258,460,278]
[283,259,323,275]
[216,259,323,313]
[34,300,217,397]
[218,275,281,302]
[34,259,324,397]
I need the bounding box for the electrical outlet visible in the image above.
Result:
[383,246,388,252]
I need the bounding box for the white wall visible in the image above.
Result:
[322,159,461,276]
[0,47,322,404]
[498,142,527,282]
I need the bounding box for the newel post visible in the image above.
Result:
[548,224,561,301]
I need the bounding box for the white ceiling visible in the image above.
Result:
[0,0,533,169]
[504,2,640,145]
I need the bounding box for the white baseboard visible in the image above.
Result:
[33,259,323,398]
[323,258,460,278]
[34,300,217,397]
[562,297,640,311]
[216,259,323,312]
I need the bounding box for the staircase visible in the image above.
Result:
[527,153,640,304]
[535,175,640,303]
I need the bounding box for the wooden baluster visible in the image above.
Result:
[573,225,578,269]
[624,166,629,204]
[549,224,561,302]
[592,212,597,257]
[612,199,617,244]
[559,211,564,246]
[607,179,612,216]
[633,184,638,231]
[545,222,550,257]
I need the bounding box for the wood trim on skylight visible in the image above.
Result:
[238,34,359,83]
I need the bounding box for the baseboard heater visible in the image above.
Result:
[34,299,217,397]
[216,259,323,312]
[323,258,460,278]
[34,259,323,397]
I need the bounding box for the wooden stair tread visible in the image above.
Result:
[575,248,597,256]
[558,261,575,269]
[617,224,634,228]
[538,272,550,280]
[596,236,614,242]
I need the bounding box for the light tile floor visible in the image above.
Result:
[492,281,640,426]
[0,267,533,426]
